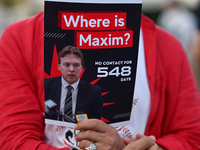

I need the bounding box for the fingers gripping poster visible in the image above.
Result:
[44,0,142,128]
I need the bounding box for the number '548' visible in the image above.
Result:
[97,66,131,77]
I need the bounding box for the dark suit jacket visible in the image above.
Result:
[44,76,103,121]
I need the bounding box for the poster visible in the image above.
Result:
[44,0,142,128]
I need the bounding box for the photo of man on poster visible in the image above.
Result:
[45,45,103,122]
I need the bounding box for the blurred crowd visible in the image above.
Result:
[0,0,200,89]
[155,1,200,89]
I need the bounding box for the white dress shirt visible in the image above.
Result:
[60,77,79,119]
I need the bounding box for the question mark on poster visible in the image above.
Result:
[124,33,130,45]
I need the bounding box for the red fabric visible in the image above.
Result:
[0,12,199,149]
[142,15,200,149]
[0,12,68,150]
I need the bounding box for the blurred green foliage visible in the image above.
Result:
[0,0,25,7]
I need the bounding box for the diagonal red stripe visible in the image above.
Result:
[103,102,116,106]
[90,77,101,85]
[102,91,109,96]
[101,117,110,122]
[79,68,86,78]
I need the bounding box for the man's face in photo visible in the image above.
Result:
[58,53,83,85]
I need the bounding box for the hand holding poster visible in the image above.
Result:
[44,0,142,128]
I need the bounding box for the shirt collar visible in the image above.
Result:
[61,76,79,90]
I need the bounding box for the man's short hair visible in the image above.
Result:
[58,45,84,66]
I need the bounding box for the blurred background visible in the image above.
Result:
[0,0,200,89]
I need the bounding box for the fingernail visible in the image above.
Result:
[150,136,156,141]
[74,124,78,129]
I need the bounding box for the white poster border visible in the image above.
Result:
[44,0,142,4]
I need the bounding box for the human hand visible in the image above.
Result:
[122,134,165,150]
[74,119,126,150]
